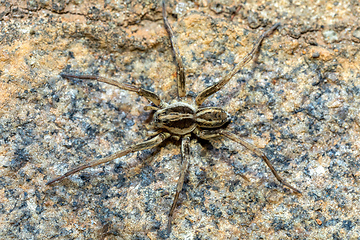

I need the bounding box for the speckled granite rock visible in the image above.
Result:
[0,0,359,239]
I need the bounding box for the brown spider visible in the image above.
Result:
[47,0,301,234]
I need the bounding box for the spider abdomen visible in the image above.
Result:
[154,102,197,135]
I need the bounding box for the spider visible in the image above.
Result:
[47,0,301,234]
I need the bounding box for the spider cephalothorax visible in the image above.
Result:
[47,0,300,235]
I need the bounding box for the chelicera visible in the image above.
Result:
[47,0,300,234]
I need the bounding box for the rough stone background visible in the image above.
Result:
[0,0,359,239]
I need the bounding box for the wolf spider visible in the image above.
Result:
[47,0,300,234]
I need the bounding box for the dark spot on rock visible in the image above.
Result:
[342,220,353,230]
[68,51,75,59]
[210,3,223,14]
[312,52,320,58]
[139,166,155,187]
[52,0,66,13]
[8,148,31,171]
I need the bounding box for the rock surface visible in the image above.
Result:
[0,0,359,239]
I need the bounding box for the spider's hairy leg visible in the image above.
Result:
[195,23,280,106]
[219,130,301,193]
[194,128,300,193]
[60,74,162,107]
[162,0,186,98]
[144,105,160,111]
[167,134,190,234]
[193,127,221,140]
[46,132,171,185]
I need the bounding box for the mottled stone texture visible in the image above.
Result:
[0,0,359,239]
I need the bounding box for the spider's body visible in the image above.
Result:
[47,0,300,235]
[154,103,230,136]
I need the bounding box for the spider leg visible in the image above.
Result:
[60,74,162,107]
[219,130,301,193]
[46,132,171,185]
[167,134,190,234]
[162,0,186,98]
[194,128,300,193]
[195,23,280,106]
